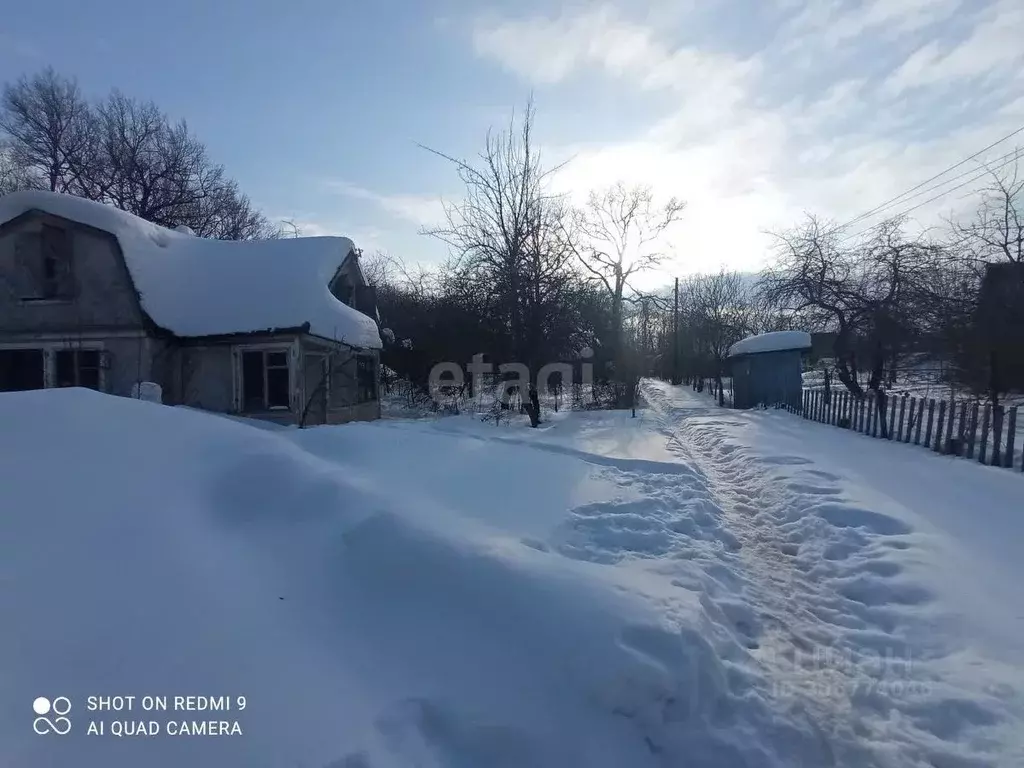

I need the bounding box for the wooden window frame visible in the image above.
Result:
[233,342,297,413]
[0,341,107,391]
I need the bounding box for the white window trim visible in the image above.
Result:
[0,340,107,392]
[232,341,298,413]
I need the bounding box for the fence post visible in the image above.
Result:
[979,403,992,464]
[884,393,892,442]
[934,400,947,452]
[914,399,924,444]
[897,395,908,441]
[1005,406,1017,470]
[924,399,936,447]
[872,394,882,437]
[966,402,979,459]
[991,406,1004,467]
[944,398,956,455]
[857,396,866,432]
[905,397,917,443]
[956,401,967,456]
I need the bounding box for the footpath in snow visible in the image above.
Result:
[1,384,1022,767]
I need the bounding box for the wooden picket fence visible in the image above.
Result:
[792,389,1023,472]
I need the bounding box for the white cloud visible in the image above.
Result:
[462,0,1024,283]
[325,181,446,229]
[883,0,1024,95]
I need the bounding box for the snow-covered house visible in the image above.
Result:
[0,190,382,425]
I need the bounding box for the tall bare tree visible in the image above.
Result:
[685,271,753,406]
[421,101,573,372]
[568,182,685,355]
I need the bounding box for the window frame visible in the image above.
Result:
[355,354,377,403]
[234,343,295,413]
[0,341,107,392]
[54,348,102,390]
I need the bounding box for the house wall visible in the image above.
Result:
[732,349,804,410]
[179,344,237,414]
[0,211,145,335]
[302,337,380,425]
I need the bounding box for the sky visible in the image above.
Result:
[1,0,1023,287]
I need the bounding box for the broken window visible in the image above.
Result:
[54,349,101,390]
[241,349,291,411]
[0,349,45,392]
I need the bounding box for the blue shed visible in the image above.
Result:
[728,331,811,410]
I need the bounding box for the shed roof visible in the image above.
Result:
[728,330,811,358]
[0,190,381,348]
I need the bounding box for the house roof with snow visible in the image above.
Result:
[0,190,381,349]
[728,330,812,358]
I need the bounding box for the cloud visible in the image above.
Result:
[464,0,1024,281]
[883,0,1024,96]
[325,181,446,229]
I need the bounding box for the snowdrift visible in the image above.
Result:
[0,389,829,768]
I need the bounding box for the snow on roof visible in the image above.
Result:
[728,330,811,357]
[0,190,381,348]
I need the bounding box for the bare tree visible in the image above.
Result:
[421,100,573,372]
[950,152,1024,265]
[686,271,753,406]
[0,68,95,193]
[0,68,275,240]
[761,216,933,435]
[568,182,684,355]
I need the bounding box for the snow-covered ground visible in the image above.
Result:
[1,383,1022,767]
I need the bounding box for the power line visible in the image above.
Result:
[842,148,1024,241]
[833,123,1024,234]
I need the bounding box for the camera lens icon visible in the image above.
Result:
[33,696,72,735]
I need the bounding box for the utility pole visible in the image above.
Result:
[672,277,680,384]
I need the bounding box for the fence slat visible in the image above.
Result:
[992,406,1004,467]
[905,397,917,443]
[858,396,867,433]
[873,395,882,437]
[956,401,968,455]
[966,403,979,459]
[979,403,992,464]
[887,394,897,440]
[897,395,908,441]
[1005,407,1017,469]
[924,399,935,447]
[818,391,824,422]
[914,398,924,444]
[934,400,947,452]
[842,392,850,427]
[944,399,956,454]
